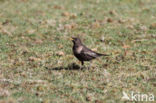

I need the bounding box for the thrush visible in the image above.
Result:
[71,37,108,66]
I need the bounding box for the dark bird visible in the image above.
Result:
[71,37,108,66]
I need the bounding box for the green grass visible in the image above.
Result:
[0,0,156,103]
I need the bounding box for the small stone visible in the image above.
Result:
[70,13,77,19]
[100,36,105,42]
[109,10,117,15]
[53,5,63,9]
[107,18,113,23]
[92,22,100,28]
[86,96,92,101]
[140,25,147,31]
[118,19,125,24]
[150,23,156,29]
[56,51,64,56]
[62,12,70,17]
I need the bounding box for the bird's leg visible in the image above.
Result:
[80,61,84,70]
[88,60,93,69]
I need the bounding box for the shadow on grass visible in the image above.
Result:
[45,63,83,70]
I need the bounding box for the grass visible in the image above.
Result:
[0,0,156,103]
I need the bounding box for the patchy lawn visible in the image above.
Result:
[0,0,156,103]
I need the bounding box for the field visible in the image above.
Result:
[0,0,156,103]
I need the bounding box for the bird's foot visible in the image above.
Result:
[87,63,93,69]
[87,66,91,69]
[80,65,84,70]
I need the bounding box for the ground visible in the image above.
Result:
[0,0,156,103]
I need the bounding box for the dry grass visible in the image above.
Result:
[0,0,156,103]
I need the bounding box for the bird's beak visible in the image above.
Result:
[70,37,73,41]
[70,37,74,41]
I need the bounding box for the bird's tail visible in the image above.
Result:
[97,53,109,56]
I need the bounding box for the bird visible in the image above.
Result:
[71,37,108,66]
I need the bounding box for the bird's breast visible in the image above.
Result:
[73,46,83,54]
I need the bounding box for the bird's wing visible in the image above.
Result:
[82,51,97,57]
[78,45,104,61]
[80,48,98,59]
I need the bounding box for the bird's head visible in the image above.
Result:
[71,37,82,45]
